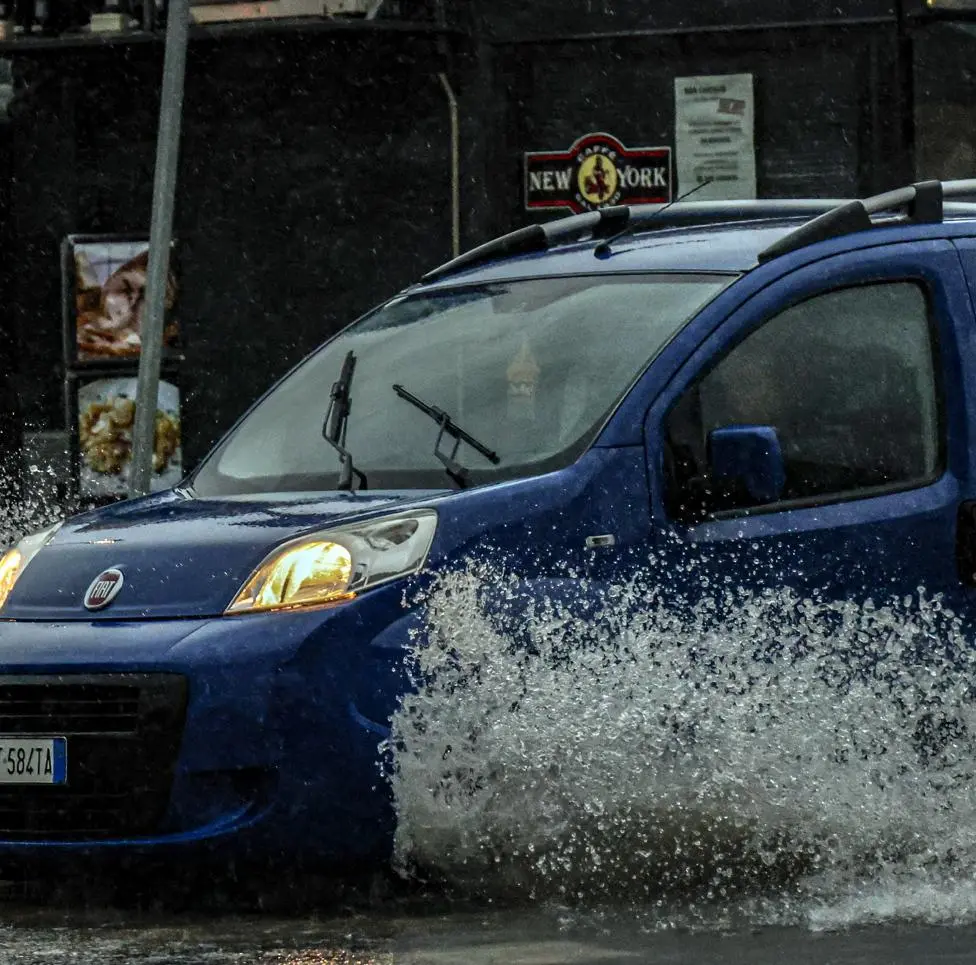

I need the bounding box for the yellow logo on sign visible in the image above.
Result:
[577,154,619,206]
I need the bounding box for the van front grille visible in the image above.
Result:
[0,673,187,840]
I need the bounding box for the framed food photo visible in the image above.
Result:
[68,375,183,499]
[62,234,181,367]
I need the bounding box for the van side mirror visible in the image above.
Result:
[707,425,786,505]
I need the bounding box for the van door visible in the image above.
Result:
[644,241,976,621]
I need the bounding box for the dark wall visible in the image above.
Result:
[5,32,456,468]
[465,0,898,41]
[0,96,20,460]
[912,21,976,180]
[486,23,908,235]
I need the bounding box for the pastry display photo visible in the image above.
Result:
[72,240,179,362]
[77,377,182,497]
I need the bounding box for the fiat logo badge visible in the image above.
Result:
[83,568,124,611]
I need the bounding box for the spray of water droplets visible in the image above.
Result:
[389,560,976,928]
[0,458,74,548]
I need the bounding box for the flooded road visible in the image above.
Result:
[4,899,976,964]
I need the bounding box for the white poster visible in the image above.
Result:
[674,74,756,201]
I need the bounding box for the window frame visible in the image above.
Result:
[662,276,948,523]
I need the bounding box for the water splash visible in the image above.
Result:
[0,457,76,547]
[390,561,976,928]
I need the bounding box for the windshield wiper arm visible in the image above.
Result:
[323,350,367,491]
[392,383,500,488]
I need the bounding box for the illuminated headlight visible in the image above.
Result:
[0,521,64,611]
[225,509,438,615]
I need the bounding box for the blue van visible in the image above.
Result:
[1,179,975,871]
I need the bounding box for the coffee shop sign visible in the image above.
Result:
[524,132,672,214]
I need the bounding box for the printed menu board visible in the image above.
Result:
[674,73,756,201]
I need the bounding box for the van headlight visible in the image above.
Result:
[0,521,64,611]
[225,510,438,615]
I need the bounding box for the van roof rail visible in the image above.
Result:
[757,179,976,262]
[421,200,848,283]
[419,182,976,284]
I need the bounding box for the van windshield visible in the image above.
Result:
[191,273,731,495]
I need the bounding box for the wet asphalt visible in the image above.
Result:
[2,885,976,965]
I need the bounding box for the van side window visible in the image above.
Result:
[665,282,942,521]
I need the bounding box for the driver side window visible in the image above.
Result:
[665,281,942,521]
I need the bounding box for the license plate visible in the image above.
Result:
[0,737,67,784]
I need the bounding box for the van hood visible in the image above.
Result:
[3,488,449,621]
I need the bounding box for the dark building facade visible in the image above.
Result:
[0,0,969,505]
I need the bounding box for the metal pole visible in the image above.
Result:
[129,0,190,497]
[437,72,460,258]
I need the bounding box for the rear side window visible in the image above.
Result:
[665,281,942,520]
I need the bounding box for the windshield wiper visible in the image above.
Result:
[323,350,367,491]
[392,383,500,488]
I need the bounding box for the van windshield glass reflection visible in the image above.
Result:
[192,274,731,495]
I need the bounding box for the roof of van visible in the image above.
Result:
[420,220,805,287]
[416,183,976,291]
